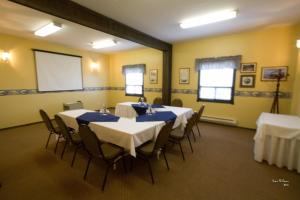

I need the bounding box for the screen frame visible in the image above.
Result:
[33,49,84,93]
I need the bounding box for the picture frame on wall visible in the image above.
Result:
[240,63,257,73]
[240,75,255,88]
[149,69,158,84]
[179,68,190,84]
[261,66,288,81]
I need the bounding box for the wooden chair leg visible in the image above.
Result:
[61,141,68,159]
[102,165,111,191]
[83,156,92,180]
[162,150,170,171]
[45,133,52,149]
[178,141,185,161]
[146,159,154,184]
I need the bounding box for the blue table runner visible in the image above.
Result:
[76,112,120,125]
[136,111,177,122]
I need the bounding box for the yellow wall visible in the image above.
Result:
[0,33,109,128]
[107,48,163,107]
[173,25,296,128]
[291,23,300,116]
[1,24,298,129]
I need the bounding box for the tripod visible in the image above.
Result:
[270,70,283,114]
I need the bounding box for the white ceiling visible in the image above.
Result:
[1,0,300,53]
[0,0,143,53]
[73,0,300,42]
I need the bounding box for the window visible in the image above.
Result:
[196,56,240,104]
[123,64,145,96]
[125,72,143,96]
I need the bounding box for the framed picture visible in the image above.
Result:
[240,63,257,73]
[261,66,288,81]
[149,69,158,84]
[240,75,255,88]
[179,68,190,84]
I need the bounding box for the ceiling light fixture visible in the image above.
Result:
[91,39,117,49]
[180,9,238,29]
[34,22,62,37]
[297,40,300,49]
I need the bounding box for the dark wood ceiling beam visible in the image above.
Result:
[8,0,172,51]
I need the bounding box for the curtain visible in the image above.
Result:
[195,55,241,71]
[122,64,146,74]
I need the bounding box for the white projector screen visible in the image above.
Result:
[34,50,83,92]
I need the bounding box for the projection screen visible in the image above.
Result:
[34,50,83,92]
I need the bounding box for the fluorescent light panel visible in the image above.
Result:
[92,39,117,49]
[34,22,62,37]
[180,9,237,29]
[297,40,300,48]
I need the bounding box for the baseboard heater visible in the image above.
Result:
[200,115,238,126]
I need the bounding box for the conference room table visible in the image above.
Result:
[254,112,300,173]
[115,102,194,130]
[58,105,193,157]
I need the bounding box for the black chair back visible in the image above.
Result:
[171,99,183,107]
[40,109,55,132]
[138,96,147,103]
[54,115,73,142]
[79,125,103,158]
[197,105,205,120]
[154,121,174,151]
[153,97,163,105]
[184,113,198,136]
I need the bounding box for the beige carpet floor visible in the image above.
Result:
[0,122,299,200]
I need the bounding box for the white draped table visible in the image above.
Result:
[115,102,194,130]
[58,109,165,157]
[254,112,300,173]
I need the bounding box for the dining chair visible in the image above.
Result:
[79,124,127,191]
[63,101,84,111]
[39,109,62,152]
[54,115,83,167]
[195,105,205,137]
[171,99,183,107]
[135,121,174,184]
[138,96,147,103]
[168,113,198,160]
[153,97,163,105]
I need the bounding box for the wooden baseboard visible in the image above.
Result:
[0,121,43,131]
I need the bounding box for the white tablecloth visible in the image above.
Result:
[115,102,194,130]
[254,112,300,173]
[58,109,165,157]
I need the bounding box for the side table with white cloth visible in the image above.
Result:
[58,109,165,157]
[254,112,300,173]
[115,102,194,130]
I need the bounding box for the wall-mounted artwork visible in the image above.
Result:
[261,66,288,81]
[179,68,190,84]
[240,75,255,88]
[240,63,257,73]
[149,69,158,84]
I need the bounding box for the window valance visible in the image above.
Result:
[195,55,241,71]
[122,64,146,74]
